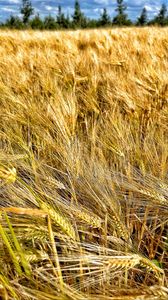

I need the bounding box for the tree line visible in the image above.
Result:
[1,0,168,30]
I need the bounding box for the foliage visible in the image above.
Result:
[72,0,87,28]
[30,14,44,30]
[98,8,111,27]
[136,7,148,26]
[4,15,24,29]
[0,0,168,29]
[57,5,70,29]
[0,28,168,299]
[149,4,168,26]
[43,15,58,30]
[20,0,34,25]
[113,0,132,26]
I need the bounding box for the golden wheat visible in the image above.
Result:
[0,28,167,299]
[0,165,16,184]
[40,202,76,240]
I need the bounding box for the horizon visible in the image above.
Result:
[0,0,168,22]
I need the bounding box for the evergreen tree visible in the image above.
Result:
[116,0,126,15]
[72,1,87,28]
[30,14,44,29]
[20,0,34,25]
[99,8,111,27]
[65,14,71,29]
[113,0,132,26]
[136,7,148,26]
[87,18,99,28]
[57,5,62,25]
[72,0,81,25]
[44,15,57,30]
[57,5,64,28]
[56,6,70,28]
[5,15,23,29]
[155,3,167,26]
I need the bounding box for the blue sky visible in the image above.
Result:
[0,1,168,22]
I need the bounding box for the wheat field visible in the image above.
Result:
[0,28,168,299]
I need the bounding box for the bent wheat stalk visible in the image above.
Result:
[0,205,76,240]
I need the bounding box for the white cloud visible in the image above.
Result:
[8,0,20,3]
[94,8,105,13]
[144,5,160,12]
[94,0,109,5]
[45,6,53,11]
[1,7,15,12]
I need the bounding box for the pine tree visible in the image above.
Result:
[5,15,23,29]
[72,1,87,28]
[87,19,99,28]
[57,5,61,24]
[65,14,71,29]
[30,14,44,29]
[113,0,132,26]
[116,0,126,15]
[155,4,167,26]
[99,8,111,27]
[44,15,57,30]
[20,0,34,25]
[57,6,64,28]
[72,1,81,25]
[57,6,70,28]
[136,7,148,26]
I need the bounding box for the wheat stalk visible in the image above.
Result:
[0,206,76,241]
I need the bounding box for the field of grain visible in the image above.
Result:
[0,28,167,299]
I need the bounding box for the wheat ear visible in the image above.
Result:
[139,188,167,206]
[111,214,130,242]
[105,254,140,271]
[140,256,165,282]
[40,202,76,240]
[73,209,102,228]
[0,165,16,184]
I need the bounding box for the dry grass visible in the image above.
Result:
[0,27,168,299]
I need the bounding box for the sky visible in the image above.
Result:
[0,0,168,22]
